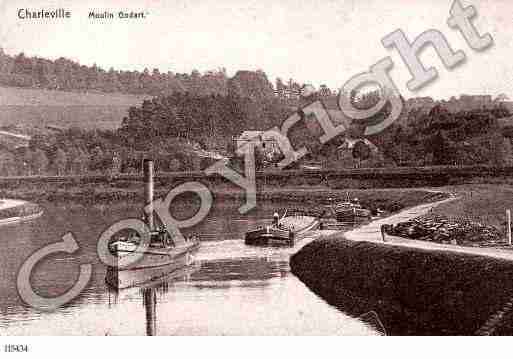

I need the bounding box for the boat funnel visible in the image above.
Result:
[143,159,155,231]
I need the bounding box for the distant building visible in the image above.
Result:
[194,149,227,160]
[333,138,387,168]
[234,131,280,158]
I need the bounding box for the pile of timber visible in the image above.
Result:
[384,214,505,246]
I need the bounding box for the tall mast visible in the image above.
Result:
[143,159,155,231]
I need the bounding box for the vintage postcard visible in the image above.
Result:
[0,0,513,345]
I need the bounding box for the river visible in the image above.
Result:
[0,199,380,335]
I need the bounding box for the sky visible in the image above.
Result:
[0,0,512,99]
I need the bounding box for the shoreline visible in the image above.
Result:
[0,183,448,207]
[0,198,28,211]
[290,188,513,335]
[0,210,44,226]
[0,198,44,226]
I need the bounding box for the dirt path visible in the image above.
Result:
[332,192,513,262]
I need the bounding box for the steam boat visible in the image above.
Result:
[105,159,200,289]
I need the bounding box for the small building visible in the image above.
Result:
[333,137,388,168]
[234,131,280,157]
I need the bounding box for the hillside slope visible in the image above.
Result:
[0,86,150,130]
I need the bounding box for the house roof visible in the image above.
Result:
[237,130,280,142]
[238,131,263,140]
[337,137,378,152]
[194,149,228,161]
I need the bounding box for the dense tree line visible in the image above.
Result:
[118,92,291,151]
[0,46,511,175]
[3,92,509,177]
[0,49,303,101]
[0,90,295,175]
[278,89,512,168]
[0,49,326,105]
[1,102,511,177]
[370,104,512,166]
[0,126,219,176]
[0,49,229,96]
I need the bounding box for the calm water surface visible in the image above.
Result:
[0,200,378,335]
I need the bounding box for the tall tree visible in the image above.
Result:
[228,70,274,100]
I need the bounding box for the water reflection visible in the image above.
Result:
[107,264,201,336]
[143,288,156,336]
[0,201,378,335]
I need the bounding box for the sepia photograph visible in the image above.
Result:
[0,0,513,346]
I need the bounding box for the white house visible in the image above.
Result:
[234,131,280,157]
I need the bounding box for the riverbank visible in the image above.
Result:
[291,185,513,335]
[0,181,448,210]
[291,234,513,335]
[0,198,27,211]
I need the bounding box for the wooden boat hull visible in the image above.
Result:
[245,216,320,247]
[335,207,371,222]
[106,241,200,289]
[245,228,295,246]
[335,208,356,221]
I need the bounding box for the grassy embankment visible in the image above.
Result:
[2,177,510,231]
[291,235,513,335]
[0,179,447,212]
[290,183,513,335]
[380,184,513,246]
[432,183,513,229]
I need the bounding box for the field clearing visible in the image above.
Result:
[0,86,150,130]
[432,183,513,229]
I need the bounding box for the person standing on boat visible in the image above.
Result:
[273,212,279,225]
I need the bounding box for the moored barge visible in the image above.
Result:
[245,210,320,247]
